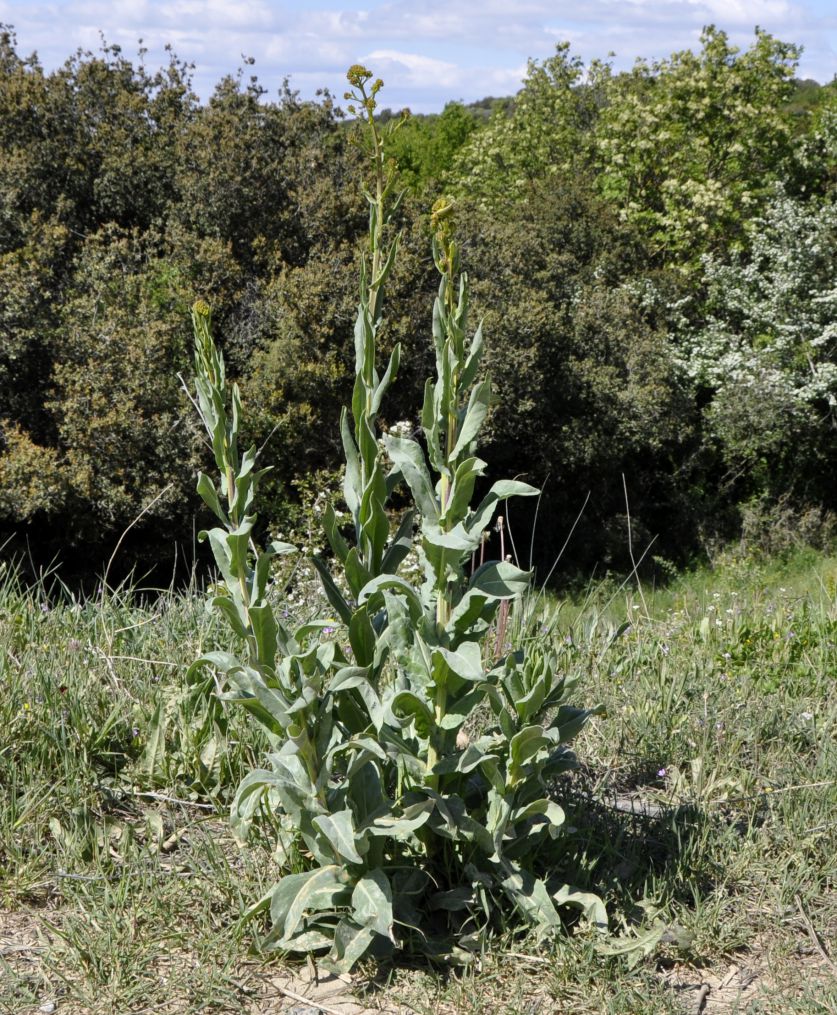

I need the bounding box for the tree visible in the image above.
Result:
[595,27,800,263]
[385,101,480,192]
[447,44,603,211]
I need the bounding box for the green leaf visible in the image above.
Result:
[328,665,372,694]
[358,574,424,619]
[340,408,361,516]
[509,725,550,782]
[366,798,434,838]
[210,595,249,639]
[196,472,227,523]
[381,509,414,574]
[311,556,353,627]
[312,809,366,864]
[383,436,439,521]
[323,502,350,564]
[230,768,275,842]
[270,865,348,942]
[249,603,277,668]
[432,742,497,775]
[501,868,562,934]
[459,320,485,390]
[269,539,297,556]
[439,685,489,729]
[554,705,597,743]
[371,344,400,414]
[221,665,291,735]
[452,378,491,459]
[141,701,167,783]
[423,521,481,553]
[391,690,434,738]
[470,561,532,599]
[443,457,486,527]
[469,480,539,534]
[429,885,475,912]
[554,885,608,931]
[344,547,372,601]
[433,641,484,683]
[352,870,394,939]
[329,918,375,972]
[512,799,565,832]
[448,589,495,635]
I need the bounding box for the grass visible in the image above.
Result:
[1,546,836,1013]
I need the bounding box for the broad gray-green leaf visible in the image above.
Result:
[311,556,352,626]
[422,521,482,554]
[501,868,562,934]
[458,320,485,391]
[509,725,550,779]
[210,594,248,639]
[248,603,277,668]
[141,701,167,783]
[329,918,375,972]
[432,742,497,775]
[371,344,400,414]
[349,606,375,667]
[312,809,365,865]
[358,574,423,619]
[323,502,350,564]
[451,378,491,459]
[433,641,484,683]
[391,690,434,738]
[439,685,489,730]
[328,665,373,695]
[443,457,486,527]
[470,561,532,599]
[366,798,434,838]
[555,885,608,931]
[196,471,227,523]
[270,865,348,942]
[383,436,438,521]
[352,869,394,939]
[554,705,598,743]
[340,408,361,516]
[469,479,539,534]
[381,509,414,574]
[448,590,494,635]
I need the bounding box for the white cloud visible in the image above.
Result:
[362,49,463,88]
[1,0,834,110]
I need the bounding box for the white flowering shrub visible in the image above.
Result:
[680,189,837,492]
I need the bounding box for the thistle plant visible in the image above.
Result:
[188,68,601,970]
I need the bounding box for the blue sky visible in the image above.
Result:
[1,0,834,111]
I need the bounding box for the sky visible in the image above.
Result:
[0,0,835,112]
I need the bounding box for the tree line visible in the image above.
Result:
[0,24,834,581]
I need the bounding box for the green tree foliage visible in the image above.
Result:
[451,27,803,265]
[458,182,696,566]
[0,28,368,571]
[595,27,801,262]
[0,24,833,578]
[447,44,602,210]
[385,101,480,192]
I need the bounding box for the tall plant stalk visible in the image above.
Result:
[188,69,602,972]
[310,67,411,630]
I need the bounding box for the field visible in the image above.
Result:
[2,547,836,1014]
